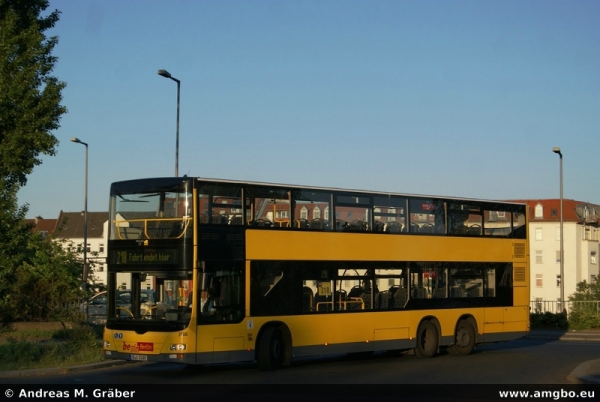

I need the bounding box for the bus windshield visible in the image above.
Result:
[109,272,193,325]
[110,179,192,241]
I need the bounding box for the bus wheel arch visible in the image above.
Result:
[256,322,292,370]
[414,317,440,358]
[447,316,477,356]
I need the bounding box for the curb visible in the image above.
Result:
[569,359,600,384]
[527,330,600,342]
[0,360,133,379]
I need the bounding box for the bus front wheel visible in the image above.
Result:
[447,319,476,356]
[414,320,439,358]
[257,327,284,371]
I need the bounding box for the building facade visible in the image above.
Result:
[515,199,600,308]
[53,211,109,287]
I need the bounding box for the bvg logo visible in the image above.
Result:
[138,342,153,351]
[122,342,153,352]
[113,333,123,339]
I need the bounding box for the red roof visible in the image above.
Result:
[511,199,600,224]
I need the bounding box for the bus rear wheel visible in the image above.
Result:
[257,327,284,371]
[414,320,438,358]
[447,319,476,356]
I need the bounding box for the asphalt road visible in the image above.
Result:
[3,337,600,385]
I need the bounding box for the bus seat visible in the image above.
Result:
[393,288,408,308]
[230,215,243,225]
[212,214,229,225]
[302,287,313,312]
[378,290,389,309]
[348,285,363,298]
[414,287,427,299]
[348,220,368,231]
[295,219,309,229]
[420,224,434,233]
[310,218,329,230]
[386,221,401,233]
[373,221,385,232]
[433,287,447,298]
[336,220,348,231]
[467,225,482,235]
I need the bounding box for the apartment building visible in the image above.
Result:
[515,199,600,305]
[53,211,109,286]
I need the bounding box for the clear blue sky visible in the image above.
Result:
[18,0,600,219]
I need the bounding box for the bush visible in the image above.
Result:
[0,325,103,371]
[568,309,600,330]
[530,312,569,329]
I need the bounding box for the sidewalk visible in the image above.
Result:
[1,330,599,382]
[528,329,600,384]
[527,328,600,343]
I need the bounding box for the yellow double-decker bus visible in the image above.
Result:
[103,177,529,370]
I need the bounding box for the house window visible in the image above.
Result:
[551,209,557,217]
[300,207,308,220]
[535,204,543,219]
[313,206,321,219]
[535,228,543,241]
[535,250,543,264]
[591,251,597,265]
[99,244,105,253]
[535,274,543,288]
[556,250,561,263]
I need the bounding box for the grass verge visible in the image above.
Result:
[0,324,104,371]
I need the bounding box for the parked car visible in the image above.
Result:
[83,289,158,323]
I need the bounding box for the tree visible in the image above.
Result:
[0,0,71,322]
[0,0,66,189]
[568,276,600,330]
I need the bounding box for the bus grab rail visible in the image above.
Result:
[114,217,192,240]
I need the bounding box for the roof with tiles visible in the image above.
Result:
[511,199,600,225]
[53,211,108,239]
[25,217,58,237]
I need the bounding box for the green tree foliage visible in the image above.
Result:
[0,1,77,322]
[569,276,600,301]
[5,235,82,321]
[0,0,66,188]
[568,276,600,330]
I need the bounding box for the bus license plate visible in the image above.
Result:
[131,354,147,361]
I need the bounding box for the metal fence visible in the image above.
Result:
[530,300,600,314]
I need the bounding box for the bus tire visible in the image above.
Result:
[447,319,476,356]
[257,326,284,371]
[414,320,438,358]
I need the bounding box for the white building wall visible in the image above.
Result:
[60,221,108,287]
[530,221,600,303]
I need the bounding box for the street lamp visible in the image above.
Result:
[553,147,564,313]
[71,137,88,291]
[158,69,181,177]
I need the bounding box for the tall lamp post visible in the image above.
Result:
[71,137,88,291]
[553,147,564,313]
[158,69,180,177]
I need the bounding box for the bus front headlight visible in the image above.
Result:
[170,344,186,351]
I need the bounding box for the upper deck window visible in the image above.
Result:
[110,181,192,240]
[199,184,244,225]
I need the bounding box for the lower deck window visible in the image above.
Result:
[250,261,513,316]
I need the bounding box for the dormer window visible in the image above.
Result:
[535,203,543,219]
